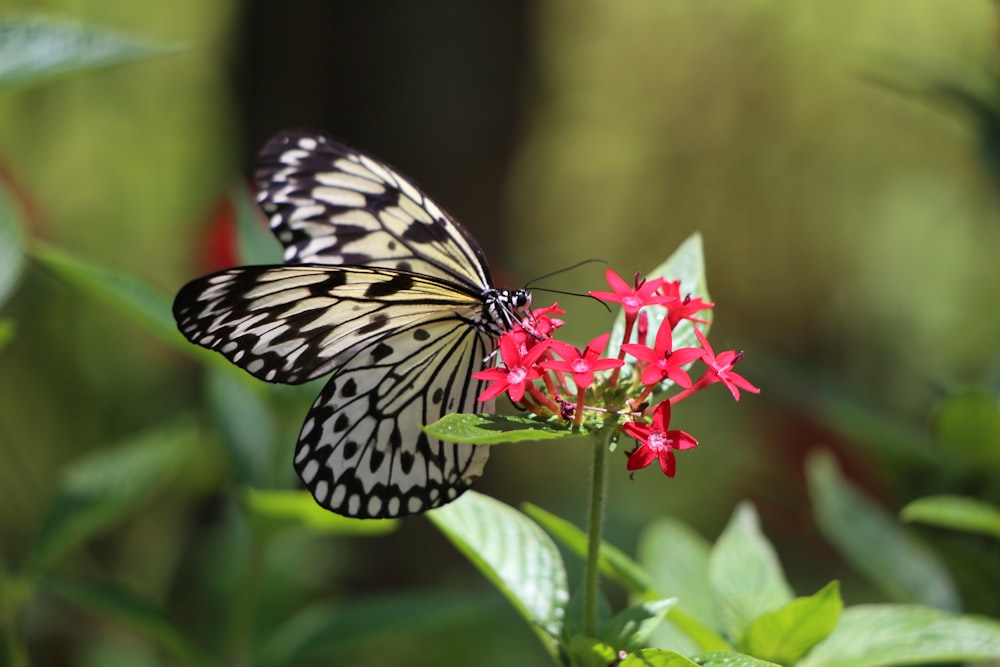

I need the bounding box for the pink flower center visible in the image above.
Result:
[571,359,590,373]
[623,295,642,309]
[647,430,670,452]
[508,366,528,384]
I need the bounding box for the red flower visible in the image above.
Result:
[657,280,714,329]
[693,327,760,401]
[621,401,697,477]
[542,332,624,390]
[473,331,550,402]
[589,269,669,318]
[621,319,702,388]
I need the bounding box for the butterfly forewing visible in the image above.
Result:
[173,265,486,385]
[256,131,492,290]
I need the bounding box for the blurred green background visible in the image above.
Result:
[2,1,1000,665]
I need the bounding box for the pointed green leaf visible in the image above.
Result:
[807,451,960,610]
[798,604,1000,667]
[0,180,26,309]
[709,503,793,641]
[31,243,182,351]
[0,15,177,93]
[32,419,201,571]
[638,517,722,635]
[567,636,620,667]
[902,494,1000,538]
[422,413,583,445]
[427,491,569,659]
[742,581,842,665]
[599,598,676,653]
[620,648,702,666]
[244,489,397,536]
[42,576,203,667]
[524,503,653,594]
[206,366,276,487]
[255,592,488,667]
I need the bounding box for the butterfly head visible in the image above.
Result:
[484,287,532,335]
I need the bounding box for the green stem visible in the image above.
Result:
[582,431,611,637]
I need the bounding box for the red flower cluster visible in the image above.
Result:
[473,269,759,478]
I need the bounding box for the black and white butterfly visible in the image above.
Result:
[173,130,530,518]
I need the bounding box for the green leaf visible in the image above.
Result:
[609,232,713,356]
[524,506,728,652]
[742,581,843,665]
[422,413,584,445]
[638,518,723,638]
[902,494,1000,538]
[206,367,276,487]
[599,598,676,653]
[567,636,620,667]
[619,648,702,666]
[0,15,177,94]
[32,419,201,571]
[427,491,569,659]
[232,182,281,265]
[255,592,488,667]
[524,503,654,594]
[244,489,397,536]
[807,451,960,610]
[931,389,1000,469]
[31,243,183,352]
[42,576,203,667]
[798,604,1000,667]
[708,503,793,642]
[0,180,26,309]
[689,652,781,667]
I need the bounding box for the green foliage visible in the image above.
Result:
[245,488,398,536]
[742,582,843,665]
[902,495,1000,538]
[0,15,177,94]
[708,503,794,641]
[807,451,960,610]
[31,243,186,353]
[798,605,1000,667]
[32,419,203,571]
[427,491,569,659]
[932,389,1000,469]
[423,413,590,445]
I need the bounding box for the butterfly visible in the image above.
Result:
[173,130,531,518]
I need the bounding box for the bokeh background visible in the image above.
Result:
[2,1,1000,665]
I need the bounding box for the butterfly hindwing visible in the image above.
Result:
[256,130,492,290]
[295,315,493,518]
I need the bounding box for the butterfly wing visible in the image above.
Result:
[173,265,486,385]
[296,314,492,518]
[173,264,494,517]
[256,130,493,290]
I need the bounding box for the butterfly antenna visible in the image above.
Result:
[524,258,607,289]
[531,287,611,313]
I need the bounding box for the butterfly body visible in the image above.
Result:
[173,131,528,518]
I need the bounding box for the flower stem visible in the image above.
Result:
[583,430,610,637]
